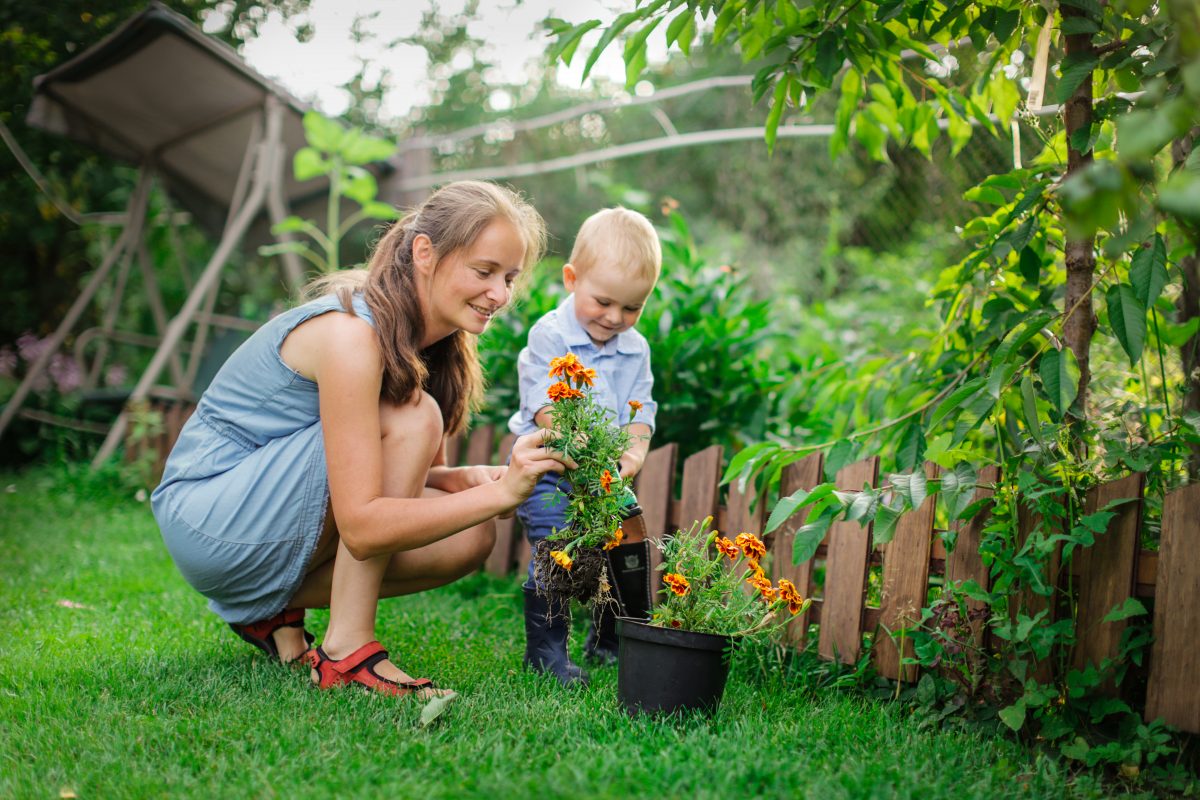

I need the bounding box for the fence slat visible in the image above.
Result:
[875,461,939,682]
[819,456,879,664]
[465,423,495,467]
[1072,473,1143,692]
[678,445,723,531]
[946,466,1000,602]
[1146,483,1200,733]
[634,443,678,599]
[485,433,519,576]
[725,476,765,537]
[769,453,824,648]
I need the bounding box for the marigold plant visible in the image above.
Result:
[651,518,810,637]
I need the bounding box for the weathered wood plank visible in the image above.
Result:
[769,453,824,648]
[485,433,519,576]
[634,443,677,600]
[1072,473,1143,692]
[819,456,879,664]
[465,423,495,467]
[875,461,940,682]
[725,476,765,537]
[945,466,1001,651]
[678,445,724,531]
[1146,483,1200,733]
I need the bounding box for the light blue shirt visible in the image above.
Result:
[507,293,657,436]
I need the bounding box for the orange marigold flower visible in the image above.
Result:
[628,399,643,412]
[574,367,597,388]
[548,353,583,380]
[735,532,767,562]
[547,381,573,402]
[603,527,624,551]
[747,571,776,602]
[786,596,805,615]
[550,550,573,571]
[714,536,740,561]
[664,572,690,597]
[778,578,805,614]
[600,469,613,494]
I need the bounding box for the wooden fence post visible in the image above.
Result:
[634,443,678,599]
[1146,483,1200,733]
[875,461,939,682]
[769,453,824,648]
[819,456,879,665]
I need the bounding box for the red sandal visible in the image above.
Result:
[304,641,436,698]
[229,608,314,663]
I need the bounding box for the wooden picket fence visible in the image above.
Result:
[448,424,1200,736]
[134,407,1200,734]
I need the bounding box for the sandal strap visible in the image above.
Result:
[329,640,389,675]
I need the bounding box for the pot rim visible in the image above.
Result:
[615,617,732,652]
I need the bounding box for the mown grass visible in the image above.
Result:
[0,466,1142,799]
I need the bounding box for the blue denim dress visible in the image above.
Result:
[150,293,372,625]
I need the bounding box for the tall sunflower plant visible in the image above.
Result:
[654,518,811,638]
[533,353,644,601]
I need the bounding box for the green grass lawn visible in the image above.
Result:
[0,467,1138,799]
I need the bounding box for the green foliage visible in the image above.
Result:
[652,518,809,636]
[260,111,397,273]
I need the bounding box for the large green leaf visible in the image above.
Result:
[302,111,345,152]
[1038,349,1080,414]
[1130,234,1168,308]
[1021,373,1044,445]
[1054,52,1098,105]
[1105,282,1147,365]
[293,147,328,181]
[792,516,832,564]
[896,420,926,471]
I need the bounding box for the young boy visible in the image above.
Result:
[508,207,661,687]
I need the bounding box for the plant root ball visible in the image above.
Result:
[531,541,610,605]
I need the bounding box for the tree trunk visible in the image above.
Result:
[1061,3,1097,437]
[1173,129,1200,479]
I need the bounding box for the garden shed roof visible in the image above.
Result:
[25,2,333,232]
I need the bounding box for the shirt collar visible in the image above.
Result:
[556,294,642,355]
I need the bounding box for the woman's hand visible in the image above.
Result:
[500,428,574,507]
[428,465,506,494]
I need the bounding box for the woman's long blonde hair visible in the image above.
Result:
[305,180,546,436]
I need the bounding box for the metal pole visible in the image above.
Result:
[0,167,153,444]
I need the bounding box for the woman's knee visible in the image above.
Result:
[379,391,443,447]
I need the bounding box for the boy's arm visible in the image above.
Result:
[518,319,566,433]
[619,346,657,479]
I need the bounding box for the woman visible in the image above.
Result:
[151,181,570,697]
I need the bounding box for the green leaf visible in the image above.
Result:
[339,129,396,165]
[582,10,641,82]
[665,9,693,48]
[1018,246,1042,284]
[1021,374,1044,445]
[549,20,601,66]
[1159,316,1200,346]
[293,147,328,181]
[1089,697,1132,723]
[623,17,662,87]
[872,501,903,545]
[271,216,311,234]
[258,241,313,258]
[1039,349,1080,415]
[792,516,832,564]
[360,201,400,221]
[765,77,789,155]
[1102,597,1147,623]
[823,439,856,480]
[813,31,842,86]
[1105,283,1147,365]
[909,469,928,509]
[942,461,978,520]
[1054,52,1098,105]
[341,168,378,206]
[1130,234,1168,309]
[830,68,861,160]
[418,690,459,727]
[930,377,987,429]
[1060,16,1099,35]
[1117,108,1178,161]
[302,111,345,152]
[999,701,1027,731]
[896,420,925,471]
[1159,170,1200,222]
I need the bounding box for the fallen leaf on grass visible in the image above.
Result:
[56,600,94,610]
[59,789,77,799]
[418,691,458,727]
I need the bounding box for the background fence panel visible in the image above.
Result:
[818,456,879,664]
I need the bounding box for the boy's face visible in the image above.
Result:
[563,261,655,346]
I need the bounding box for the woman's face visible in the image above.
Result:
[420,217,526,345]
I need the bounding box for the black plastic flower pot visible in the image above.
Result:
[615,618,733,716]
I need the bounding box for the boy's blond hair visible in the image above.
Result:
[569,207,662,283]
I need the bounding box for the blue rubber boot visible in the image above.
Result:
[523,587,589,688]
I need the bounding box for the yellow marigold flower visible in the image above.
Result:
[574,367,597,388]
[603,527,624,551]
[600,469,613,494]
[550,550,573,571]
[664,572,690,597]
[735,532,767,562]
[548,353,583,380]
[714,536,740,561]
